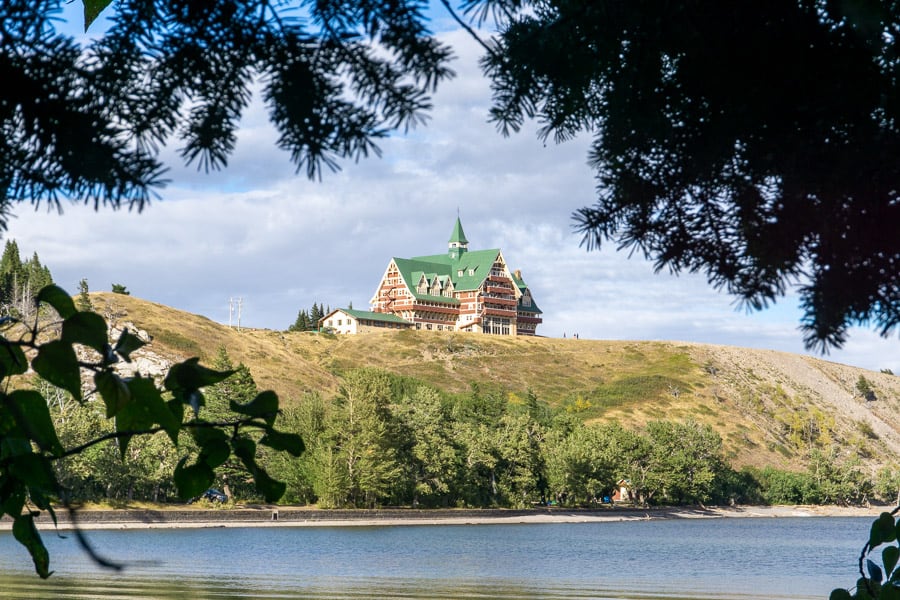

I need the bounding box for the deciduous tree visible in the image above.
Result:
[0,285,303,578]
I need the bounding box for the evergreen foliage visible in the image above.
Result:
[0,240,54,317]
[3,0,452,219]
[478,0,900,350]
[289,302,332,331]
[110,284,130,295]
[76,279,91,312]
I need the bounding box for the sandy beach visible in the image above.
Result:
[0,504,885,531]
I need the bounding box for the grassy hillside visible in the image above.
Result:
[89,292,900,473]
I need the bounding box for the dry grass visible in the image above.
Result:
[86,293,900,472]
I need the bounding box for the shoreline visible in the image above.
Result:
[0,504,884,532]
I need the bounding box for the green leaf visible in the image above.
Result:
[7,390,64,456]
[127,376,180,445]
[0,434,32,459]
[199,439,231,470]
[95,371,131,418]
[0,341,27,378]
[36,285,76,320]
[260,429,305,457]
[83,0,112,31]
[869,559,884,584]
[113,329,145,362]
[32,341,81,402]
[61,311,108,354]
[9,454,58,493]
[115,376,181,454]
[829,590,852,600]
[230,390,279,426]
[232,436,285,502]
[173,457,214,500]
[885,546,900,579]
[871,513,897,548]
[1,489,25,518]
[167,398,184,426]
[191,426,228,446]
[12,514,51,578]
[165,358,232,392]
[856,576,876,600]
[883,583,900,600]
[248,466,286,504]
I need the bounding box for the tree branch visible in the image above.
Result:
[56,416,271,459]
[438,0,497,59]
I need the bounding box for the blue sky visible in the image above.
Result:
[10,2,898,373]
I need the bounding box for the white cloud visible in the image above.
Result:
[6,26,898,374]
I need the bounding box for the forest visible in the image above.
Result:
[49,351,899,510]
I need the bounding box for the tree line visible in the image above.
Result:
[288,302,332,332]
[0,240,53,319]
[49,361,897,509]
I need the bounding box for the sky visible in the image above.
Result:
[8,4,898,373]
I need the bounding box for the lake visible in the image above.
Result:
[0,517,869,599]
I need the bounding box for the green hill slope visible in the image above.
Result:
[89,292,900,473]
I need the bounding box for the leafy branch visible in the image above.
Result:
[0,285,304,578]
[832,506,900,599]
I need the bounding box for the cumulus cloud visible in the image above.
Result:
[6,25,898,373]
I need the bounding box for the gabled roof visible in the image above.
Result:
[392,257,461,304]
[511,271,542,314]
[411,248,501,291]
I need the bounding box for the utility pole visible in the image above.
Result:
[228,297,243,330]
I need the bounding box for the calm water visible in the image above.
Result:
[0,517,869,599]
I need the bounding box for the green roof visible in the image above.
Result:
[392,257,462,303]
[409,248,501,292]
[384,221,542,316]
[448,217,468,245]
[333,308,412,324]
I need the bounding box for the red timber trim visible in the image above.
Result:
[484,295,517,306]
[483,307,517,317]
[517,314,543,324]
[411,302,458,315]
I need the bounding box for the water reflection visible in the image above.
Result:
[0,573,812,600]
[0,518,866,600]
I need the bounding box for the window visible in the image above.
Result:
[415,323,422,330]
[337,319,342,326]
[468,268,474,276]
[457,270,463,277]
[426,323,433,330]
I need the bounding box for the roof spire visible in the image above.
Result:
[448,217,469,259]
[449,216,468,245]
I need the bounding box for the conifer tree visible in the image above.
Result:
[25,253,52,292]
[76,279,92,312]
[0,241,54,316]
[0,240,23,308]
[288,309,310,332]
